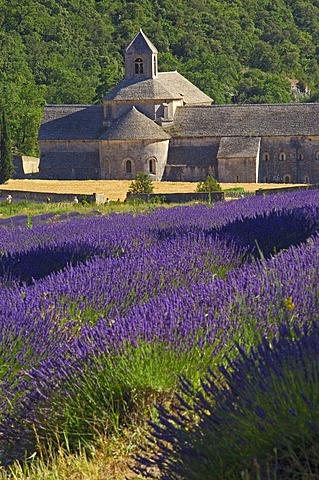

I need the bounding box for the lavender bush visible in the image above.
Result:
[0,190,319,465]
[136,323,319,479]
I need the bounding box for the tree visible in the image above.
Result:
[0,110,14,184]
[196,176,221,193]
[128,172,154,194]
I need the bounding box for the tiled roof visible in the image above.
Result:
[125,29,158,54]
[157,72,212,104]
[173,103,319,137]
[103,77,177,101]
[98,107,171,141]
[104,72,212,104]
[217,136,261,158]
[39,105,103,140]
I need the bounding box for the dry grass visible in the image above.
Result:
[4,429,144,480]
[0,179,307,202]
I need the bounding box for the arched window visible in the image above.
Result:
[315,151,319,161]
[305,176,310,184]
[135,58,143,74]
[264,152,270,162]
[284,174,291,183]
[149,157,156,174]
[125,159,132,174]
[279,152,286,161]
[298,152,304,161]
[104,157,110,176]
[264,176,269,183]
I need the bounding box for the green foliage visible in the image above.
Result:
[2,0,319,152]
[196,176,222,193]
[128,172,154,194]
[0,110,13,184]
[58,340,219,448]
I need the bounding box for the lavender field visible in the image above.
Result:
[2,191,319,478]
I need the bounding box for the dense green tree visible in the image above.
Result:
[0,110,14,185]
[196,176,222,192]
[128,173,154,194]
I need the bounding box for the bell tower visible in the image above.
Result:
[124,29,158,80]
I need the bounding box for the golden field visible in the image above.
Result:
[0,179,306,202]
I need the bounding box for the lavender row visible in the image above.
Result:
[1,189,319,283]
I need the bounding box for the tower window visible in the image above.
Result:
[135,58,143,74]
[264,152,270,162]
[316,151,319,160]
[153,56,157,76]
[298,152,304,161]
[125,160,132,174]
[279,152,286,161]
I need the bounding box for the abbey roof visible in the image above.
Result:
[39,105,103,140]
[103,71,212,104]
[217,137,261,158]
[173,103,319,137]
[98,107,171,141]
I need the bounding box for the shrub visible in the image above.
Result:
[128,172,154,194]
[196,175,222,192]
[136,323,319,479]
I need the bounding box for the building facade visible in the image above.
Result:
[39,30,319,184]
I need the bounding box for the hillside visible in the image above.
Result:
[2,0,319,155]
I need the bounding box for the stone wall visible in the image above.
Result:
[255,184,319,196]
[39,140,100,179]
[258,136,319,184]
[100,139,169,181]
[126,192,224,203]
[218,156,259,183]
[13,156,40,178]
[0,190,105,204]
[166,137,218,181]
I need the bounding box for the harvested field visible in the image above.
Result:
[0,180,307,202]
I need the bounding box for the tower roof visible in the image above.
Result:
[98,107,171,141]
[103,71,212,104]
[125,29,158,54]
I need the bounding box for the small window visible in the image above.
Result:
[104,157,110,176]
[236,175,239,182]
[305,176,310,184]
[149,157,156,174]
[264,152,270,162]
[135,58,143,74]
[153,56,157,76]
[315,151,319,161]
[265,176,269,183]
[279,152,286,161]
[298,152,304,161]
[284,174,291,183]
[125,160,132,174]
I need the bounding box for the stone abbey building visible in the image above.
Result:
[39,30,319,184]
